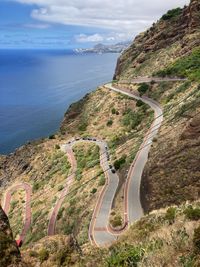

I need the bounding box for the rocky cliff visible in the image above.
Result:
[114,0,200,80]
[0,206,24,267]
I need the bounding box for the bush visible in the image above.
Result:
[91,188,97,194]
[58,185,64,191]
[111,215,123,227]
[155,48,200,82]
[38,248,49,263]
[55,144,60,149]
[63,223,74,235]
[33,181,40,192]
[138,83,149,96]
[111,108,116,114]
[49,134,55,139]
[107,119,113,126]
[114,155,127,170]
[165,207,176,224]
[136,100,144,107]
[107,245,144,266]
[193,225,200,253]
[184,206,200,221]
[98,176,106,186]
[161,8,182,20]
[56,247,71,266]
[78,122,87,131]
[122,109,144,130]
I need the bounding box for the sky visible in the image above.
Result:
[0,0,190,49]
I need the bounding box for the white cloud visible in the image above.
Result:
[13,0,190,41]
[75,33,104,43]
[75,32,134,43]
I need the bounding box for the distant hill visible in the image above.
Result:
[74,41,131,54]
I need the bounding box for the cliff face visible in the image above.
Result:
[112,0,200,212]
[114,0,200,80]
[0,206,24,267]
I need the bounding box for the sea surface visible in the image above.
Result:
[0,49,119,154]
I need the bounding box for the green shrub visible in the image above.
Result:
[155,48,200,82]
[136,100,144,107]
[179,255,196,266]
[78,122,88,131]
[165,207,176,224]
[161,8,182,20]
[56,247,71,266]
[107,120,113,126]
[55,144,60,149]
[38,248,49,263]
[106,245,144,267]
[114,155,127,170]
[33,181,40,192]
[91,188,97,194]
[184,206,200,221]
[49,134,55,139]
[122,109,144,129]
[58,185,64,191]
[63,223,74,235]
[138,83,149,96]
[111,215,123,227]
[98,176,106,186]
[66,206,75,216]
[10,200,18,211]
[193,225,200,253]
[111,108,116,114]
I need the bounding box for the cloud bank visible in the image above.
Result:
[13,0,190,43]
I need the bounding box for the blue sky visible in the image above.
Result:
[0,0,190,49]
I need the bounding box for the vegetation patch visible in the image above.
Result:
[113,155,127,170]
[73,143,100,181]
[106,244,145,267]
[138,83,149,96]
[155,48,200,82]
[184,206,200,221]
[161,8,182,21]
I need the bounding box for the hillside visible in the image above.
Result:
[114,0,200,80]
[0,0,200,266]
[0,206,24,267]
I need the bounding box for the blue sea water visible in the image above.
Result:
[0,49,119,154]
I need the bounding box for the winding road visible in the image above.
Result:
[2,81,164,247]
[3,183,32,242]
[89,83,163,246]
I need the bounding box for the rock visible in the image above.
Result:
[0,206,25,267]
[181,114,200,140]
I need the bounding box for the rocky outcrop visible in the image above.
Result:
[0,206,24,267]
[181,114,200,140]
[114,0,200,80]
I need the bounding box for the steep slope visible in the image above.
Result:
[0,206,24,267]
[112,0,200,213]
[114,0,200,80]
[21,202,200,266]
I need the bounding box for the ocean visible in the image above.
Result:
[0,49,119,155]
